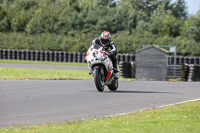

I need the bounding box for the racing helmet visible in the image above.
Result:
[100,31,111,45]
[100,31,111,40]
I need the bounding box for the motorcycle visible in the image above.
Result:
[85,43,119,92]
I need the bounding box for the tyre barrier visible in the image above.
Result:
[181,64,189,81]
[82,53,87,63]
[184,57,189,64]
[45,51,49,61]
[189,57,194,64]
[0,49,200,65]
[187,64,200,82]
[180,57,185,64]
[77,53,83,63]
[194,57,200,65]
[68,52,73,62]
[73,52,78,63]
[167,63,200,81]
[168,56,200,65]
[119,62,132,78]
[64,52,68,62]
[117,54,136,63]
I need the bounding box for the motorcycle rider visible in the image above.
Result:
[91,31,119,78]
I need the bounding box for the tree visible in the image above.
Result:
[159,13,178,37]
[69,0,80,12]
[26,2,61,34]
[183,10,200,42]
[150,4,166,34]
[171,0,187,18]
[180,17,193,37]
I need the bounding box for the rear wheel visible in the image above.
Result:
[108,80,118,91]
[94,69,104,92]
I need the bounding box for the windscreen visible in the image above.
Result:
[90,43,101,50]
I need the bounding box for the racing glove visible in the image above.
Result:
[105,51,113,56]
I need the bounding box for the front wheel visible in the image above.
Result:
[108,80,118,91]
[94,69,104,92]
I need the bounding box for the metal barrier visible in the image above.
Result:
[170,64,200,81]
[167,65,182,79]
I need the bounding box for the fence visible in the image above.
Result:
[167,65,182,79]
[162,64,200,81]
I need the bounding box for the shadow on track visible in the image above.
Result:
[104,90,179,94]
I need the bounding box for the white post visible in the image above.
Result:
[170,46,177,79]
[174,47,177,79]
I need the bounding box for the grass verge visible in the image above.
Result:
[0,67,92,80]
[0,59,90,80]
[1,100,200,133]
[0,59,135,80]
[0,67,135,81]
[0,59,87,66]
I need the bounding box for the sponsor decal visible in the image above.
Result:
[101,56,107,61]
[92,50,98,55]
[86,51,90,60]
[105,70,111,83]
[109,62,112,70]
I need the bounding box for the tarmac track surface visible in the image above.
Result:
[0,80,200,127]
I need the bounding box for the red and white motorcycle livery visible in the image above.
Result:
[85,43,118,92]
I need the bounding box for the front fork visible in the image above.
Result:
[100,67,105,82]
[92,66,105,82]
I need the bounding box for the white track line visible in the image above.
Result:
[109,98,200,117]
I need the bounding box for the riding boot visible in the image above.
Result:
[113,62,119,79]
[113,62,120,73]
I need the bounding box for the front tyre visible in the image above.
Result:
[94,69,104,92]
[108,80,118,91]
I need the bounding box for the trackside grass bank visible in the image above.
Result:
[0,59,134,80]
[0,67,92,80]
[0,67,135,81]
[1,100,200,133]
[0,59,87,66]
[0,59,90,80]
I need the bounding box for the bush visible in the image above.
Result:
[0,31,200,56]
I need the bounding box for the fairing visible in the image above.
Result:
[85,43,114,84]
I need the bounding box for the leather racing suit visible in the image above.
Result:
[91,37,118,72]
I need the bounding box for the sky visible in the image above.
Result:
[172,0,200,15]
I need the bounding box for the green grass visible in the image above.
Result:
[0,67,135,81]
[0,59,90,80]
[1,100,200,133]
[0,59,136,81]
[0,67,92,80]
[0,59,87,66]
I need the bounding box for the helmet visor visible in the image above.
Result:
[100,38,109,45]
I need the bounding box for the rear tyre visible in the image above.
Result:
[94,69,104,92]
[108,80,118,91]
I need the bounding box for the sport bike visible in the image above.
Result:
[85,43,118,92]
